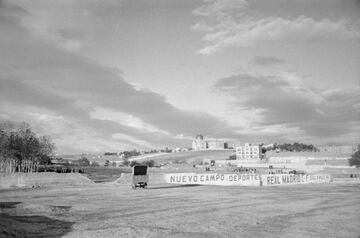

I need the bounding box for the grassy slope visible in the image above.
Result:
[81,151,233,183]
[134,150,234,164]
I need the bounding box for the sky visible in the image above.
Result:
[0,0,359,154]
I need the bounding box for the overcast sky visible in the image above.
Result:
[0,0,359,153]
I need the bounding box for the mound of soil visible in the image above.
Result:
[0,173,93,189]
[83,167,130,183]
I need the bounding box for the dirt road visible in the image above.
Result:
[1,182,359,237]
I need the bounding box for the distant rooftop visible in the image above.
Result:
[195,134,204,140]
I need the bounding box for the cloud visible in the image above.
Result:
[214,72,360,141]
[0,1,239,152]
[9,0,117,52]
[214,72,323,123]
[90,107,170,135]
[252,56,285,66]
[192,0,360,54]
[0,103,133,153]
[192,0,247,17]
[112,133,154,148]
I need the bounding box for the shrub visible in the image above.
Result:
[122,158,130,166]
[349,149,360,168]
[143,159,155,167]
[129,160,155,167]
[78,157,90,166]
[227,155,236,160]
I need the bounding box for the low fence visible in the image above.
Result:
[0,159,39,173]
[165,173,332,186]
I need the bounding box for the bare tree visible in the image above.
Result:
[0,120,55,172]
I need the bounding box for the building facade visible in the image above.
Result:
[191,134,236,151]
[192,134,208,151]
[235,143,262,160]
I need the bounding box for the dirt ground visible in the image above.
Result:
[1,181,359,238]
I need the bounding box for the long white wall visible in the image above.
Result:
[164,173,332,186]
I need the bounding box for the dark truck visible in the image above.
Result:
[132,165,149,189]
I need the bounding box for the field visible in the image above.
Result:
[1,175,360,237]
[1,150,359,237]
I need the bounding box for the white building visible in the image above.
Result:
[192,134,208,151]
[192,134,234,151]
[236,143,262,160]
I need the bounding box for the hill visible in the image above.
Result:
[131,150,234,165]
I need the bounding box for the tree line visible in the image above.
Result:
[104,150,141,158]
[275,143,317,152]
[0,121,54,172]
[104,158,155,168]
[348,145,360,168]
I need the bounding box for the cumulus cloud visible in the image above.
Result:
[192,0,360,54]
[214,72,360,141]
[0,1,238,152]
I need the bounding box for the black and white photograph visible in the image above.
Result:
[0,0,359,237]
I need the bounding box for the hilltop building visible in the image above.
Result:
[235,143,262,160]
[192,134,230,151]
[192,134,208,150]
